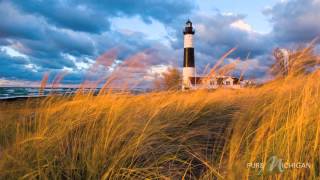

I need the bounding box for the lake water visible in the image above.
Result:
[0,87,78,99]
[0,87,149,99]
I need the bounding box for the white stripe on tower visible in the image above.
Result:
[184,34,193,48]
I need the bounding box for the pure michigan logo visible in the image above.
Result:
[247,155,313,175]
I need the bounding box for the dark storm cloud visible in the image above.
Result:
[9,0,110,34]
[49,30,95,56]
[60,72,85,84]
[0,1,96,57]
[0,51,85,84]
[15,31,95,60]
[0,53,41,81]
[0,2,45,40]
[265,0,320,44]
[0,53,29,66]
[10,0,196,33]
[81,0,196,24]
[0,39,10,46]
[93,31,163,60]
[32,56,75,70]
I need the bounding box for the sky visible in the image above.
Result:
[0,0,320,87]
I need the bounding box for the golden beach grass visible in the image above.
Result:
[0,47,319,179]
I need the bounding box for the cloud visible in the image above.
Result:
[0,0,196,86]
[10,0,196,33]
[0,53,41,81]
[231,20,253,32]
[265,0,320,44]
[0,1,96,57]
[169,12,275,77]
[0,50,87,85]
[0,2,46,40]
[197,13,273,59]
[9,0,111,34]
[1,0,319,86]
[76,0,196,25]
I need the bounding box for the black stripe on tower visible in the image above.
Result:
[184,48,195,67]
[183,27,195,35]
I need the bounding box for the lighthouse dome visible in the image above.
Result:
[186,19,192,26]
[183,19,195,35]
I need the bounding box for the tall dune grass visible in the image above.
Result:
[0,47,319,179]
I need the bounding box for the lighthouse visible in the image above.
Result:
[182,20,196,90]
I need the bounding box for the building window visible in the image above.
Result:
[226,81,230,85]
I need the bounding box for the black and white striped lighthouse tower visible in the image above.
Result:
[182,19,195,90]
